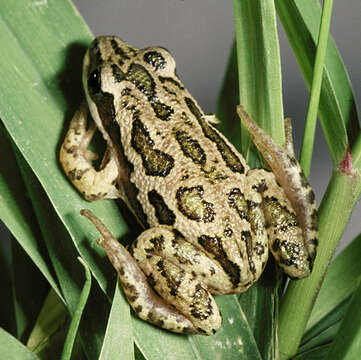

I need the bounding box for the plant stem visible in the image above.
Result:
[300,0,334,177]
[278,163,361,360]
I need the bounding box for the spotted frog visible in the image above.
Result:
[60,36,318,335]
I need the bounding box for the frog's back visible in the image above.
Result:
[104,39,248,230]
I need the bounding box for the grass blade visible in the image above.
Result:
[275,0,359,165]
[99,281,134,360]
[233,0,284,163]
[306,233,361,332]
[27,289,67,355]
[300,0,334,177]
[326,280,361,359]
[0,328,39,360]
[0,128,62,300]
[61,257,91,360]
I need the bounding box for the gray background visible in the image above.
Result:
[72,0,361,252]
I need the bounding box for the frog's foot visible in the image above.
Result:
[238,105,318,275]
[60,103,122,201]
[80,210,207,335]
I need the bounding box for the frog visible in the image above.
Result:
[59,36,318,335]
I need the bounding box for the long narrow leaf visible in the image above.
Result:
[275,0,359,165]
[99,281,134,360]
[326,280,361,359]
[0,328,39,360]
[306,233,361,332]
[61,257,91,360]
[0,128,62,300]
[233,0,284,163]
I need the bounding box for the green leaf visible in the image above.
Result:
[27,289,68,355]
[216,41,241,150]
[326,280,361,359]
[11,238,50,341]
[275,0,360,165]
[0,128,62,300]
[300,0,334,177]
[61,257,92,360]
[299,299,347,354]
[238,260,280,359]
[306,233,361,332]
[293,344,332,360]
[99,281,134,360]
[0,328,39,360]
[233,0,284,163]
[189,296,262,360]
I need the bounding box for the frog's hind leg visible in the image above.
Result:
[60,103,122,201]
[80,210,207,335]
[130,226,223,335]
[238,106,318,276]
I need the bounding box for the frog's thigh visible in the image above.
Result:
[131,226,222,335]
[60,104,121,201]
[247,169,311,278]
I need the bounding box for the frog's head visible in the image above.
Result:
[82,36,136,128]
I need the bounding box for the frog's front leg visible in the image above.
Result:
[81,210,221,335]
[238,106,318,277]
[60,103,122,201]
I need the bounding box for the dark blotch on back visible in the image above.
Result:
[185,97,245,174]
[111,64,125,82]
[175,130,206,165]
[126,63,174,120]
[148,190,176,225]
[131,117,174,177]
[176,186,215,223]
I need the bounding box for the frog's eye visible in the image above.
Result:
[88,69,101,95]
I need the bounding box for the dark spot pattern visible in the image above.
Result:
[255,242,265,256]
[228,188,248,220]
[131,118,174,176]
[111,64,125,82]
[176,186,215,223]
[279,241,302,268]
[149,235,166,252]
[110,39,131,65]
[190,284,213,320]
[310,209,318,231]
[241,231,256,274]
[157,259,185,297]
[175,130,206,165]
[158,76,185,90]
[307,189,316,204]
[143,51,166,70]
[262,196,298,231]
[148,190,176,225]
[126,63,174,120]
[185,97,245,174]
[68,168,89,181]
[247,200,265,236]
[198,235,240,287]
